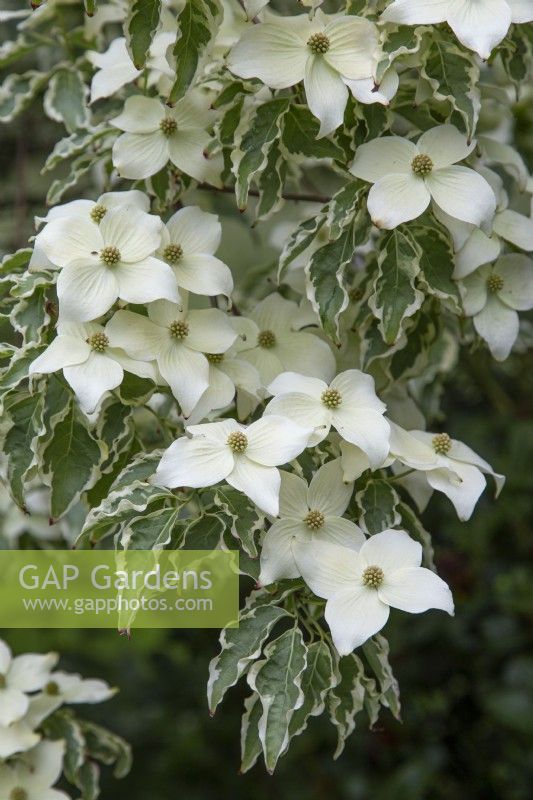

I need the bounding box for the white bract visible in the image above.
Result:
[42,671,116,704]
[388,423,504,520]
[259,459,365,585]
[228,10,380,136]
[265,370,390,468]
[29,321,156,414]
[106,299,237,416]
[296,530,454,654]
[381,0,533,60]
[155,416,311,515]
[157,206,233,297]
[0,740,69,800]
[88,33,174,102]
[111,92,222,185]
[237,293,336,386]
[36,206,178,321]
[350,125,496,229]
[0,640,57,727]
[345,67,399,106]
[460,255,533,361]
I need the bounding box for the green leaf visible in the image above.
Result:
[288,640,337,739]
[369,227,424,345]
[212,486,264,558]
[0,343,46,396]
[328,652,380,758]
[362,634,401,720]
[122,506,180,550]
[282,105,345,160]
[247,626,307,773]
[46,150,110,206]
[207,604,290,714]
[240,693,263,773]
[1,391,45,508]
[233,97,290,210]
[255,137,287,221]
[10,286,51,345]
[0,70,49,123]
[355,479,401,535]
[1,248,33,276]
[43,710,86,783]
[167,0,222,104]
[326,180,368,240]
[80,718,133,778]
[278,211,327,282]
[42,126,116,173]
[413,217,460,307]
[43,68,90,133]
[42,400,103,518]
[124,0,161,69]
[421,33,480,140]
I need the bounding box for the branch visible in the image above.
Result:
[196,183,330,205]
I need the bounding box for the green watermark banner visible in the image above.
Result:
[0,550,239,629]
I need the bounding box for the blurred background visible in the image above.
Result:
[1,39,533,800]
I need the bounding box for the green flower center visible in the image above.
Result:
[90,203,107,223]
[169,320,189,340]
[100,245,121,266]
[160,117,177,137]
[487,273,504,293]
[205,352,224,364]
[163,243,183,264]
[362,565,384,588]
[258,330,276,349]
[10,789,28,800]
[304,509,325,530]
[432,432,452,455]
[411,153,433,176]
[227,431,248,454]
[87,332,109,352]
[307,32,330,54]
[321,388,342,410]
[44,680,60,696]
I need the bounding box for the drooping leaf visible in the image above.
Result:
[124,0,161,69]
[167,0,222,104]
[43,67,90,132]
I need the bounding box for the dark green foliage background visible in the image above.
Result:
[1,60,532,800]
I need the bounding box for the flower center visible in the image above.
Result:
[432,432,452,455]
[411,153,433,176]
[160,117,177,137]
[487,273,504,293]
[163,243,183,264]
[87,332,109,352]
[227,431,248,453]
[169,320,189,340]
[90,203,107,223]
[258,330,276,349]
[205,352,224,364]
[44,680,60,696]
[321,388,342,410]
[304,509,325,530]
[362,565,384,588]
[307,32,330,54]
[100,245,121,266]
[10,790,28,800]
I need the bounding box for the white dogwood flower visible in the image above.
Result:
[388,422,504,520]
[0,691,62,760]
[296,530,454,654]
[36,206,178,321]
[88,33,174,103]
[381,0,533,60]
[266,370,390,468]
[228,10,380,136]
[0,640,58,727]
[237,293,336,386]
[0,740,69,800]
[106,299,237,416]
[350,124,496,229]
[460,254,533,361]
[42,671,115,704]
[29,322,156,414]
[155,416,311,516]
[111,92,222,185]
[157,206,233,297]
[259,459,365,585]
[187,318,262,424]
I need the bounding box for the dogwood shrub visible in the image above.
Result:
[1,0,532,775]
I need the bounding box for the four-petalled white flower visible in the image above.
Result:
[259,459,365,585]
[0,641,57,727]
[0,740,69,800]
[296,529,454,655]
[350,124,496,229]
[155,416,311,516]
